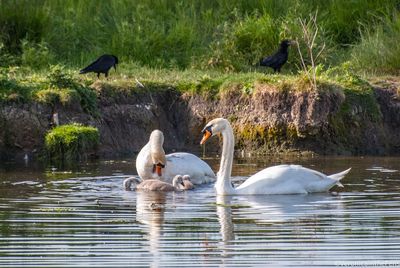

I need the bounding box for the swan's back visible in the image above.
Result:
[164,153,215,184]
[236,165,343,194]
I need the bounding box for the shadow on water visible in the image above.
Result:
[0,156,400,267]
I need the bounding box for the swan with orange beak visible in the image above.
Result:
[200,118,351,195]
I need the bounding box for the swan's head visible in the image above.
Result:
[151,156,166,177]
[200,118,229,145]
[181,175,194,190]
[172,175,185,189]
[123,177,141,191]
[149,130,166,176]
[150,130,164,144]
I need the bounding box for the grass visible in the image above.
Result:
[350,13,400,75]
[0,65,99,116]
[0,0,399,75]
[0,60,382,102]
[45,123,99,162]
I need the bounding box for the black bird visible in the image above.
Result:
[79,54,119,78]
[259,40,295,73]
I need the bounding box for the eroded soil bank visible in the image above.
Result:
[1,80,399,161]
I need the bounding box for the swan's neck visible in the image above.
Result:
[150,132,164,156]
[216,124,235,195]
[172,178,179,189]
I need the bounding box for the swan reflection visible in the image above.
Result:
[135,190,167,267]
[215,192,345,258]
[235,193,345,223]
[132,189,200,267]
[216,195,235,259]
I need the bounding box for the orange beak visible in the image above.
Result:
[200,130,212,145]
[155,165,162,176]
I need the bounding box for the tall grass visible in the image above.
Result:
[0,0,399,73]
[350,14,400,75]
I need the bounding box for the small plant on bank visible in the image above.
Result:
[0,74,32,103]
[0,43,20,67]
[21,40,54,69]
[45,123,99,162]
[47,65,75,88]
[296,11,326,91]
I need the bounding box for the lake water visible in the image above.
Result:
[0,156,400,267]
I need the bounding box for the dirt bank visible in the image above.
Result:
[1,80,399,161]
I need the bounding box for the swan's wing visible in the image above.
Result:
[236,165,337,194]
[236,165,298,193]
[164,153,215,184]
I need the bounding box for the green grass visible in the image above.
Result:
[45,123,99,162]
[0,65,99,115]
[0,60,383,102]
[350,13,400,75]
[0,75,32,102]
[0,0,399,75]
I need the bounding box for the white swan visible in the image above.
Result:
[200,118,351,195]
[136,130,216,185]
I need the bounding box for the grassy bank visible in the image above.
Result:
[0,61,382,106]
[1,62,397,158]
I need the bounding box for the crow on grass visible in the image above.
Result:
[79,54,119,78]
[259,40,295,73]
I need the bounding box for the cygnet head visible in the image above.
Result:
[200,118,229,144]
[171,175,185,189]
[182,175,194,190]
[149,130,166,176]
[123,177,141,191]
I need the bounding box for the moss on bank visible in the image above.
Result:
[45,123,99,162]
[236,123,300,154]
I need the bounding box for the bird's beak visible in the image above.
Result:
[200,130,212,145]
[156,165,162,176]
[152,164,163,176]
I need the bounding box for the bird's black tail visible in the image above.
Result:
[79,57,102,74]
[79,64,96,74]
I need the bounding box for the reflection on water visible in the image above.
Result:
[216,195,235,263]
[0,156,400,267]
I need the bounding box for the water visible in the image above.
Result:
[1,156,400,267]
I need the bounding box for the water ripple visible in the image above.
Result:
[0,157,400,267]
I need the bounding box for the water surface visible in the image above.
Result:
[1,156,400,267]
